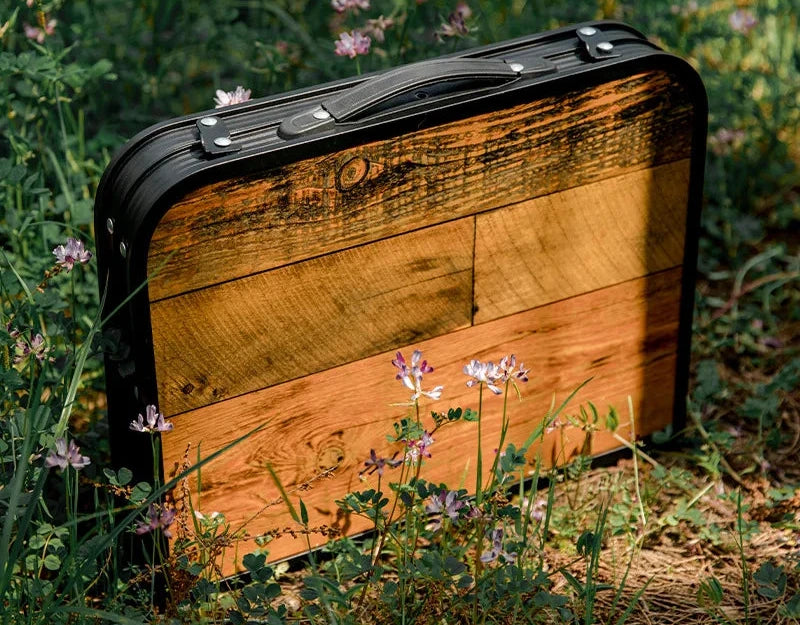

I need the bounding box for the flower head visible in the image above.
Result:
[497,354,530,384]
[362,449,402,476]
[135,504,176,538]
[334,30,371,59]
[23,17,56,43]
[130,404,173,434]
[404,431,434,464]
[331,0,369,11]
[14,332,53,365]
[480,527,517,563]
[213,85,252,108]
[729,9,757,34]
[53,238,92,272]
[426,489,466,529]
[436,2,472,39]
[45,438,91,472]
[393,350,443,403]
[463,359,502,394]
[363,16,394,43]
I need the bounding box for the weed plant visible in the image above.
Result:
[1,0,799,623]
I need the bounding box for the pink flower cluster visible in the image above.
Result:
[404,431,434,464]
[464,354,529,395]
[135,503,176,538]
[437,2,472,39]
[10,329,53,365]
[392,349,443,403]
[23,17,56,43]
[53,237,92,272]
[331,0,369,11]
[334,30,371,59]
[45,438,91,472]
[213,85,252,108]
[129,404,173,433]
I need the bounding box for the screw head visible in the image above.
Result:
[578,26,597,36]
[213,137,232,147]
[597,41,614,52]
[106,217,115,234]
[119,240,128,258]
[508,62,524,73]
[313,109,332,121]
[200,116,218,127]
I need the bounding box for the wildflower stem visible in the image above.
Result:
[627,396,647,530]
[486,379,512,496]
[475,383,484,506]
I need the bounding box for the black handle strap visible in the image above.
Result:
[278,56,555,139]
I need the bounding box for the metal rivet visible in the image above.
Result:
[578,26,598,36]
[200,116,218,126]
[213,137,232,147]
[313,109,332,121]
[119,240,128,258]
[597,41,614,53]
[508,62,524,73]
[106,217,115,234]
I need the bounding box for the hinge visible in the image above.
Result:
[576,26,621,61]
[196,116,242,156]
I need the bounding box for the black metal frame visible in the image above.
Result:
[94,20,707,504]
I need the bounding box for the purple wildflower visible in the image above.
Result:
[362,449,402,476]
[480,527,517,563]
[45,438,91,472]
[213,85,252,108]
[13,332,53,365]
[331,0,369,11]
[129,404,173,434]
[405,431,434,464]
[729,9,757,34]
[23,17,56,43]
[363,16,394,43]
[708,127,746,156]
[392,350,443,403]
[53,238,92,272]
[426,490,465,528]
[436,2,472,39]
[135,504,176,538]
[463,359,503,395]
[497,354,530,384]
[334,30,371,59]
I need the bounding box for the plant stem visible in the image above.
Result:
[627,396,647,530]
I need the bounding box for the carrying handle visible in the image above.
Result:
[278,56,556,139]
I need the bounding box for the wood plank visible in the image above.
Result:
[151,219,474,416]
[474,160,691,322]
[152,161,690,416]
[161,267,682,574]
[147,71,694,300]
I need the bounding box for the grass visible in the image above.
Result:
[1,0,799,623]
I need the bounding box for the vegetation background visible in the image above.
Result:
[0,0,798,623]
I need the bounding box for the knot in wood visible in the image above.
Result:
[336,156,370,191]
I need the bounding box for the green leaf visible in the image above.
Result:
[299,499,308,525]
[43,554,61,570]
[754,561,786,600]
[7,164,26,185]
[130,482,152,503]
[781,593,800,618]
[117,467,133,485]
[444,556,466,575]
[694,359,722,403]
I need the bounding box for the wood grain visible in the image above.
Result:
[161,267,682,573]
[147,71,693,301]
[474,159,690,321]
[151,219,474,416]
[151,162,690,415]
